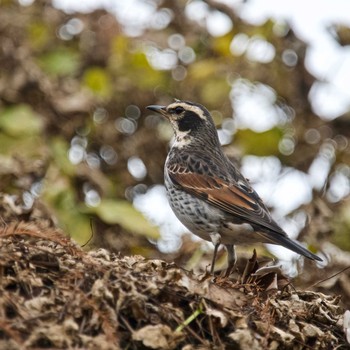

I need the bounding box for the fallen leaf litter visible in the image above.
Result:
[0,222,347,349]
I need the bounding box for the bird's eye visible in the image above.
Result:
[174,106,184,114]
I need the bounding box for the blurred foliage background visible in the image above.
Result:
[0,0,350,296]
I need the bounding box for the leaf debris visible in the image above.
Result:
[0,222,347,349]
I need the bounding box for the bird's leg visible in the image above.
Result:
[209,233,221,274]
[224,244,236,277]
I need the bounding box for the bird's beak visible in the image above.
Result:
[146,105,167,117]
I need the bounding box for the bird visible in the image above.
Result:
[146,100,322,275]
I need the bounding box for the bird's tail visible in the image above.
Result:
[258,231,322,261]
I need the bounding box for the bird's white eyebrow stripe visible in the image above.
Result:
[167,102,207,120]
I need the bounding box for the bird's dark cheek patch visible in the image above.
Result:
[178,111,202,132]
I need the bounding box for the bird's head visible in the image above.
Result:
[146,100,219,148]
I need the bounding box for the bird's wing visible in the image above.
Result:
[167,163,286,236]
[167,159,323,261]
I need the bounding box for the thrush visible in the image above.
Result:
[147,100,322,275]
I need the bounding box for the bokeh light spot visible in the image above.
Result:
[282,49,298,67]
[127,156,147,180]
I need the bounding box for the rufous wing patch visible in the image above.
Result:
[169,170,258,213]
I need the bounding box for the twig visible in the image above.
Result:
[306,265,350,289]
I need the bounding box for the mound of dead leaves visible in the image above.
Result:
[0,222,348,350]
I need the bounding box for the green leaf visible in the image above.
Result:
[83,67,112,99]
[92,199,160,239]
[332,203,350,251]
[28,22,50,49]
[42,176,92,245]
[49,137,75,175]
[0,104,44,137]
[37,48,80,76]
[111,35,129,64]
[200,78,231,106]
[0,133,45,157]
[235,128,283,156]
[189,59,218,80]
[130,52,165,89]
[212,33,233,56]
